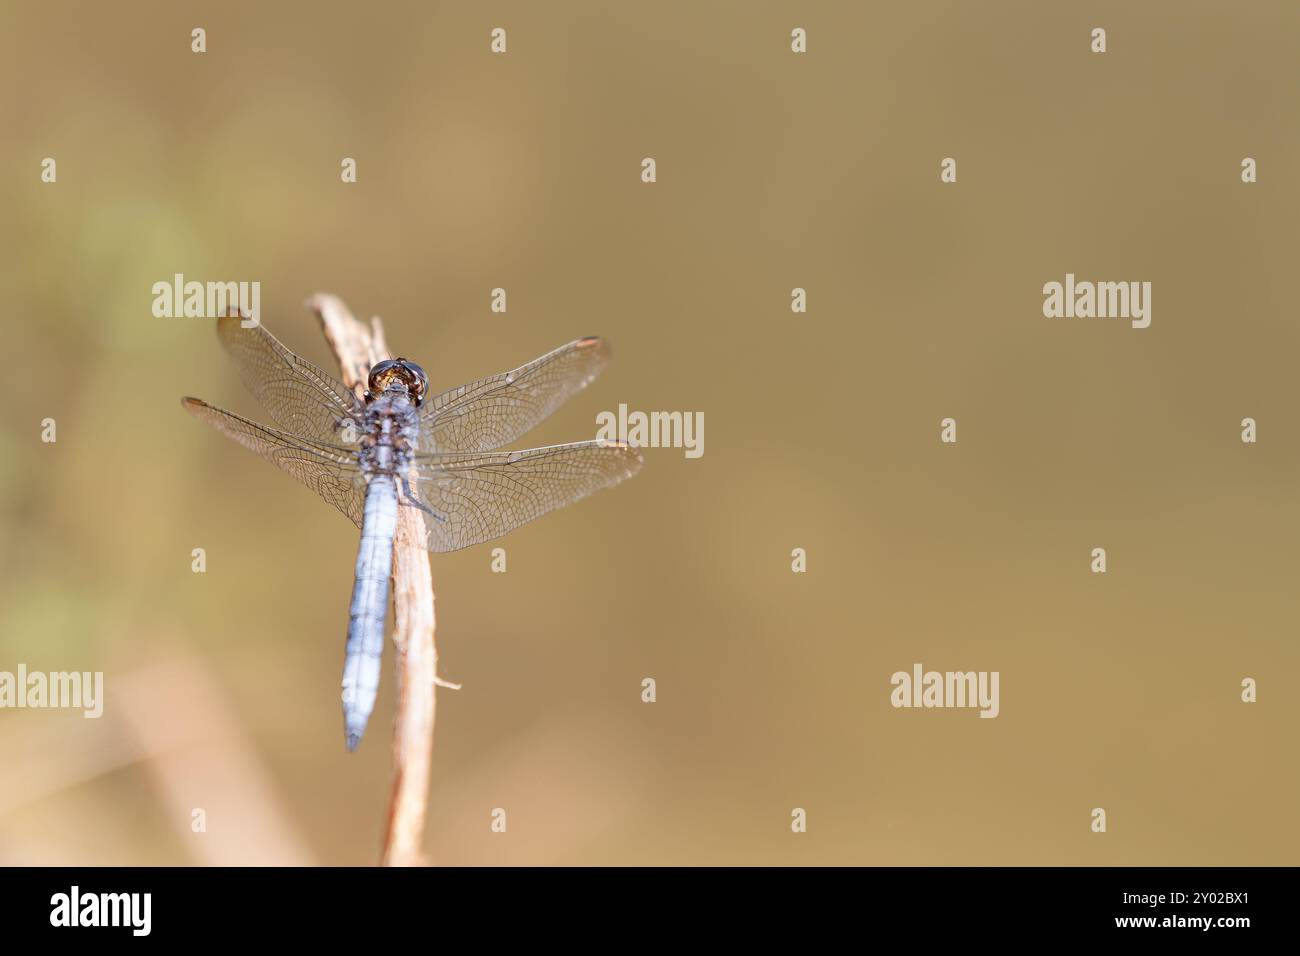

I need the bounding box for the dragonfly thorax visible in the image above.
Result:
[357,394,421,476]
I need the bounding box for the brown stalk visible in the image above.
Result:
[306,292,436,867]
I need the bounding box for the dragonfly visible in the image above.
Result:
[183,315,643,751]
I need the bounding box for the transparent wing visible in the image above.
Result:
[182,397,366,527]
[410,440,643,552]
[216,314,365,446]
[418,337,611,453]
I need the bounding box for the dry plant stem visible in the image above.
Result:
[306,293,436,867]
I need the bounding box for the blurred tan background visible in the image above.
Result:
[1,0,1298,865]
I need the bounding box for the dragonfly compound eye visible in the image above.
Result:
[368,359,428,404]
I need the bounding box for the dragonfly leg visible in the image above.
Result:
[400,475,444,523]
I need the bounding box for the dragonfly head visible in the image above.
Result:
[367,358,428,406]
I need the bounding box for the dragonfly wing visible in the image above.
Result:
[183,397,366,527]
[410,439,643,552]
[418,337,611,453]
[216,315,365,446]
